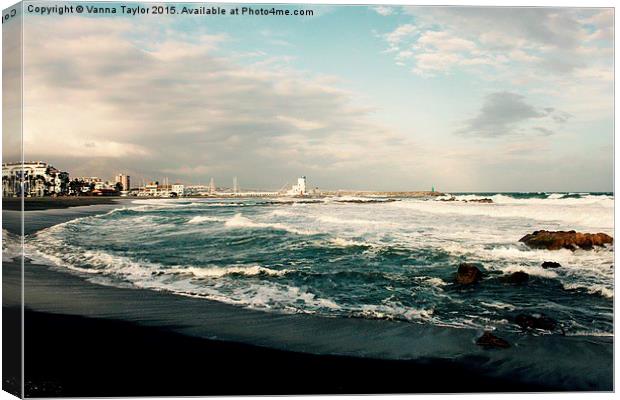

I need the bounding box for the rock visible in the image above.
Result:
[519,230,613,251]
[476,331,510,349]
[541,261,562,269]
[468,198,493,204]
[501,271,529,284]
[515,313,557,331]
[455,263,483,285]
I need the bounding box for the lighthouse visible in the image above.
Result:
[287,176,307,196]
[297,176,306,195]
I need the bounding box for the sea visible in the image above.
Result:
[11,192,614,337]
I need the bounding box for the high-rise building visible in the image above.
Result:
[115,174,131,191]
[233,176,238,194]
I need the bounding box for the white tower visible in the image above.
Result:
[297,176,306,195]
[209,178,216,194]
[233,176,238,194]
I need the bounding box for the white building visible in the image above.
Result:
[2,161,69,197]
[137,181,185,197]
[171,184,184,196]
[287,176,307,196]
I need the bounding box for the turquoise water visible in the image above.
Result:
[25,192,613,336]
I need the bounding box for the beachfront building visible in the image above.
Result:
[172,184,185,196]
[115,174,131,191]
[2,161,70,197]
[184,185,211,196]
[137,181,185,197]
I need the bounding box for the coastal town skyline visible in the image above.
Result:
[3,5,613,192]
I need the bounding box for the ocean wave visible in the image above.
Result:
[479,301,517,311]
[329,237,372,247]
[2,229,22,262]
[563,283,613,299]
[444,192,612,202]
[351,304,434,322]
[27,195,613,333]
[224,213,319,235]
[565,330,614,337]
[169,265,290,278]
[187,215,224,224]
[165,281,342,314]
[495,264,559,279]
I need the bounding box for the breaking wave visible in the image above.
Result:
[26,193,614,336]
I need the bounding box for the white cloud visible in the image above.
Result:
[380,8,613,82]
[372,6,394,16]
[384,24,417,46]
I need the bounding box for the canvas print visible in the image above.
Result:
[2,1,614,397]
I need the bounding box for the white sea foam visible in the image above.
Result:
[329,237,371,247]
[563,283,613,299]
[2,229,22,262]
[479,301,517,311]
[170,265,290,278]
[391,197,613,231]
[225,213,318,235]
[353,304,434,322]
[423,277,448,287]
[495,264,559,279]
[187,215,223,224]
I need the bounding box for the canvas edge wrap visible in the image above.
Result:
[2,1,24,398]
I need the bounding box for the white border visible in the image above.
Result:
[0,1,616,400]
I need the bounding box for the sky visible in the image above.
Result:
[3,3,614,191]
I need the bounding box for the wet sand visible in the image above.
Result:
[2,201,613,396]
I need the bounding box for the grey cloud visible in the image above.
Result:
[457,92,551,137]
[533,127,554,136]
[410,7,586,50]
[550,111,572,123]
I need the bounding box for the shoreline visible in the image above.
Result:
[2,199,614,395]
[3,191,446,212]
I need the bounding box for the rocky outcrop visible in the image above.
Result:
[467,198,493,204]
[455,263,483,285]
[476,331,510,349]
[501,271,529,284]
[515,313,557,332]
[541,261,562,269]
[519,230,613,250]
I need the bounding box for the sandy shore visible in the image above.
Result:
[2,200,613,396]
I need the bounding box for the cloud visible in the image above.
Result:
[381,8,613,80]
[276,115,325,131]
[457,92,566,138]
[532,127,554,136]
[19,15,422,189]
[384,24,417,46]
[372,6,394,16]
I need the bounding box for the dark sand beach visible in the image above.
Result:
[2,199,614,396]
[3,196,121,211]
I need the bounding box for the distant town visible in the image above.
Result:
[2,161,442,199]
[1,161,322,198]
